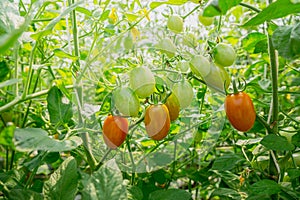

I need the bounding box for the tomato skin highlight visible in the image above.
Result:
[225,92,256,132]
[102,115,128,149]
[144,104,171,141]
[165,94,180,121]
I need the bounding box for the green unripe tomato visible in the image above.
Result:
[172,80,194,109]
[213,43,236,67]
[167,15,184,34]
[129,67,156,98]
[189,55,211,78]
[156,38,177,58]
[198,14,214,26]
[203,63,230,93]
[112,87,140,117]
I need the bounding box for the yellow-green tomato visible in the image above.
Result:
[213,43,236,67]
[167,15,184,34]
[172,80,194,109]
[112,87,140,117]
[198,14,214,26]
[129,67,156,98]
[203,63,230,93]
[190,55,211,78]
[156,38,177,58]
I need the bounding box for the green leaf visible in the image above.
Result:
[260,134,295,151]
[0,125,15,148]
[211,188,241,200]
[14,128,82,152]
[43,157,78,200]
[8,189,43,200]
[291,132,300,147]
[242,32,267,54]
[249,179,281,196]
[212,154,245,171]
[127,185,143,200]
[0,61,9,81]
[81,164,127,200]
[75,7,92,16]
[287,169,300,179]
[243,0,300,26]
[31,1,83,40]
[272,23,300,59]
[53,48,78,61]
[47,86,73,125]
[150,0,188,9]
[203,0,242,17]
[148,189,191,200]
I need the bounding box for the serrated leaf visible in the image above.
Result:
[249,179,281,196]
[81,164,127,200]
[272,23,300,59]
[43,157,78,200]
[47,86,73,125]
[243,0,300,26]
[14,128,82,152]
[8,189,43,200]
[287,168,300,179]
[150,0,188,9]
[260,134,295,151]
[203,0,242,17]
[211,188,241,200]
[53,48,78,61]
[148,189,191,200]
[242,32,267,53]
[212,154,245,171]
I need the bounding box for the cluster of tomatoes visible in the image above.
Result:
[102,66,194,149]
[102,13,257,150]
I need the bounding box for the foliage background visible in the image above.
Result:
[0,0,299,199]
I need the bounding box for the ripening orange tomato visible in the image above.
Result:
[102,115,128,149]
[224,92,256,132]
[144,104,170,140]
[165,94,180,121]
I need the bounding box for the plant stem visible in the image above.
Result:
[95,149,112,171]
[239,2,261,13]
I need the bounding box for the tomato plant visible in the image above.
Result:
[165,93,180,121]
[167,15,184,34]
[176,60,189,72]
[213,43,236,67]
[172,80,194,109]
[144,104,170,141]
[102,115,128,149]
[225,91,256,132]
[129,67,156,98]
[189,55,211,78]
[112,87,140,117]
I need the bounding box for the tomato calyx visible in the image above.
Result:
[225,78,247,96]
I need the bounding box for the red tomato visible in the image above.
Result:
[102,115,128,149]
[225,92,256,132]
[144,104,170,140]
